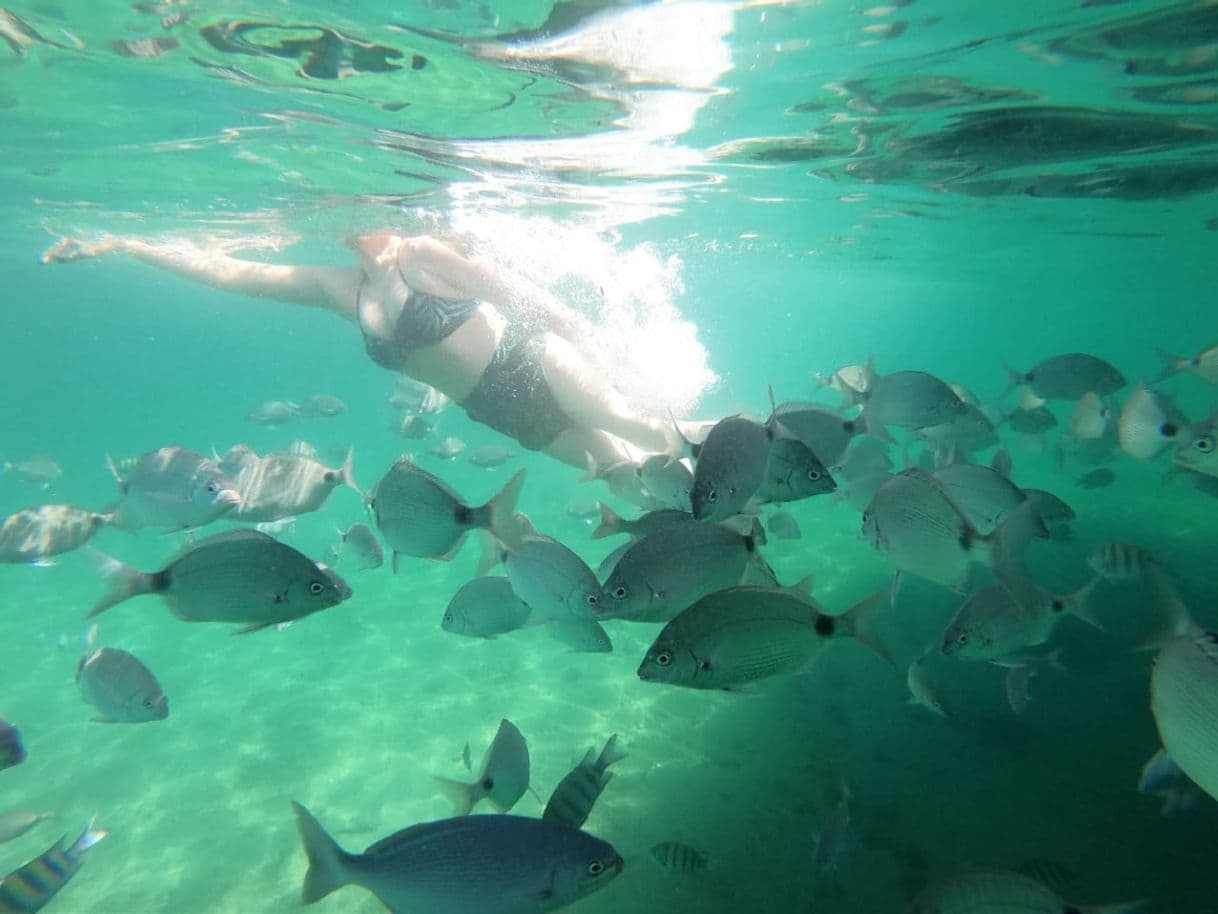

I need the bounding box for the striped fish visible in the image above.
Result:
[649,841,709,875]
[0,821,107,912]
[1087,542,1156,581]
[542,736,625,830]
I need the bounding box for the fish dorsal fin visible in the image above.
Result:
[363,822,435,858]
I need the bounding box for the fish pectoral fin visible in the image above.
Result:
[231,623,273,636]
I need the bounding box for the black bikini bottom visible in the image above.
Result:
[461,325,573,451]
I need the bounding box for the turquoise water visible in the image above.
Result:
[2,0,1218,911]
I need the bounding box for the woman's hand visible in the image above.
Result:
[40,234,122,264]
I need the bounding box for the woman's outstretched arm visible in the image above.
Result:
[42,235,362,321]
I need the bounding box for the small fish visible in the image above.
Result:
[911,870,1138,914]
[545,619,612,653]
[765,510,802,541]
[467,445,514,469]
[292,804,622,912]
[857,368,967,441]
[0,821,108,913]
[1087,542,1156,581]
[1154,344,1218,385]
[1004,405,1058,434]
[1137,747,1202,816]
[502,534,601,624]
[76,646,168,723]
[0,812,53,846]
[814,363,871,405]
[585,458,664,510]
[3,457,63,488]
[88,529,351,633]
[1070,391,1113,440]
[637,585,885,691]
[461,743,472,772]
[0,505,111,565]
[436,719,531,816]
[0,717,24,770]
[229,448,361,523]
[1004,353,1126,401]
[637,455,693,510]
[441,577,534,638]
[649,841,709,875]
[369,461,524,570]
[689,415,774,522]
[906,651,948,717]
[769,401,860,466]
[810,783,852,878]
[107,446,242,531]
[396,415,435,439]
[755,436,836,504]
[917,404,1000,458]
[431,437,467,460]
[542,735,625,830]
[941,577,1099,663]
[298,394,347,418]
[565,499,601,521]
[590,504,693,541]
[1118,381,1188,461]
[1075,467,1116,488]
[1173,423,1218,478]
[246,399,300,425]
[1006,665,1032,716]
[332,523,384,571]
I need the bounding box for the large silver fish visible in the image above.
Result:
[636,585,883,691]
[76,646,168,724]
[88,529,351,633]
[911,869,1141,914]
[930,463,1027,535]
[755,437,835,504]
[436,719,531,817]
[1174,422,1218,478]
[293,804,622,914]
[107,446,241,531]
[0,505,110,565]
[441,577,534,639]
[1151,630,1218,804]
[502,535,602,624]
[369,461,524,570]
[542,735,625,830]
[0,821,108,913]
[1004,352,1126,400]
[857,369,967,441]
[689,415,774,522]
[228,449,360,523]
[0,717,23,770]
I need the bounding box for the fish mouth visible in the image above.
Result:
[217,489,243,508]
[612,855,625,875]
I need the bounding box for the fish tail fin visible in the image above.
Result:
[835,588,894,668]
[473,530,502,577]
[591,502,621,540]
[597,734,627,771]
[104,453,123,487]
[338,448,363,496]
[486,469,527,551]
[1151,348,1184,384]
[999,360,1025,399]
[990,448,1013,479]
[434,776,476,817]
[85,549,155,618]
[68,818,108,858]
[1068,575,1105,630]
[860,408,895,445]
[579,452,601,483]
[291,802,352,904]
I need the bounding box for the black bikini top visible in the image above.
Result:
[357,272,479,372]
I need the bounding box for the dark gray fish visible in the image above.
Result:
[599,519,767,623]
[76,647,168,723]
[1004,405,1057,434]
[0,821,108,913]
[442,577,533,638]
[107,446,242,531]
[396,415,435,439]
[435,720,530,817]
[590,504,694,541]
[911,870,1086,914]
[1005,352,1126,400]
[468,445,514,468]
[689,415,773,521]
[917,404,999,457]
[765,510,802,540]
[246,399,300,425]
[0,717,24,771]
[229,449,361,523]
[545,619,612,653]
[88,529,351,633]
[1022,488,1074,532]
[858,369,967,441]
[649,841,709,875]
[755,437,836,504]
[0,505,110,565]
[298,394,347,418]
[1087,541,1156,581]
[542,736,625,830]
[638,455,693,510]
[292,804,622,914]
[369,461,525,570]
[333,523,384,571]
[768,402,859,466]
[0,812,52,846]
[503,534,601,623]
[1075,467,1116,489]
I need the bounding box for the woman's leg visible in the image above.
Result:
[544,426,637,473]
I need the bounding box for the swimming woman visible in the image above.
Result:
[42,230,680,471]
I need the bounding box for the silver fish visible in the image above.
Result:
[810,783,852,878]
[0,812,52,846]
[1075,467,1116,488]
[369,461,524,569]
[1070,391,1113,440]
[246,399,300,425]
[396,415,435,439]
[590,504,693,541]
[1154,344,1218,385]
[858,369,967,440]
[814,363,871,405]
[0,717,24,770]
[586,458,664,510]
[1004,353,1126,400]
[689,415,774,522]
[230,449,360,523]
[931,463,1028,535]
[765,509,802,541]
[107,446,242,531]
[545,619,612,653]
[1151,630,1218,804]
[768,402,860,466]
[0,821,108,913]
[88,529,351,633]
[293,804,622,914]
[468,445,514,468]
[0,505,110,565]
[503,534,601,623]
[1022,488,1074,533]
[442,577,533,638]
[1174,422,1218,478]
[435,719,531,816]
[638,455,693,510]
[3,457,62,488]
[333,523,384,571]
[76,647,168,723]
[598,519,767,623]
[917,404,1000,459]
[298,394,347,418]
[755,437,835,504]
[649,841,708,875]
[388,377,448,412]
[910,870,1108,914]
[1004,404,1057,434]
[906,651,948,717]
[637,585,882,691]
[542,736,625,830]
[431,437,467,460]
[1118,381,1189,462]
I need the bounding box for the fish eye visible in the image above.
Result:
[706,489,718,502]
[1195,435,1216,453]
[587,860,605,876]
[807,469,822,481]
[654,649,673,666]
[861,511,870,523]
[612,585,628,599]
[143,698,155,709]
[206,481,219,494]
[956,633,969,645]
[442,612,453,625]
[585,593,599,606]
[308,581,326,595]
